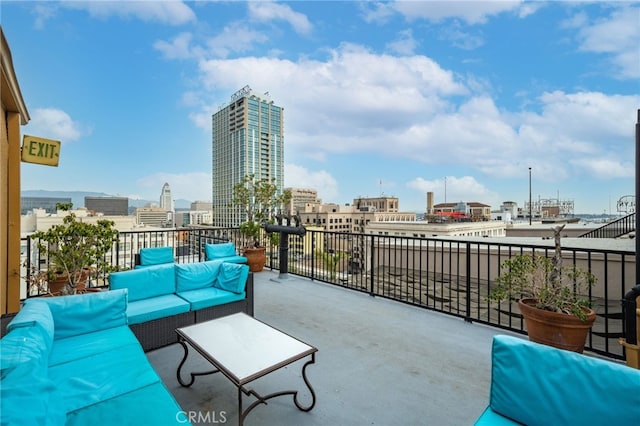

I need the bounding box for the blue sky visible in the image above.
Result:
[3,1,639,214]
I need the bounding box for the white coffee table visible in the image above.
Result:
[175,313,317,425]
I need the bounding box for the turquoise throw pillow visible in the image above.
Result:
[175,260,222,292]
[205,242,236,260]
[213,263,249,294]
[41,288,128,339]
[109,264,175,301]
[139,246,174,266]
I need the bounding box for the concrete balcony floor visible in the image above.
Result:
[147,270,522,425]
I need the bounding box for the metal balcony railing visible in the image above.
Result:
[579,213,635,238]
[21,226,635,361]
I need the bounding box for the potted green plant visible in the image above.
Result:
[488,224,597,353]
[30,203,119,295]
[231,175,289,272]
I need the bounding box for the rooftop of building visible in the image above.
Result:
[146,269,621,426]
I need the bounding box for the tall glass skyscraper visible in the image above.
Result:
[212,86,284,227]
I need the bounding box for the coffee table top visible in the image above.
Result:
[176,313,317,385]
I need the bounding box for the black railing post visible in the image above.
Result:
[465,242,472,322]
[369,235,375,296]
[635,109,640,283]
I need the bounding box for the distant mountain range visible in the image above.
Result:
[21,190,193,210]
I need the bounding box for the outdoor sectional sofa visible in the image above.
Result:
[474,335,640,425]
[0,289,188,425]
[109,259,253,351]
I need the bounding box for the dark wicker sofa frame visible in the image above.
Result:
[129,272,255,352]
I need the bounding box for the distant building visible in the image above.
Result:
[366,220,506,238]
[354,196,399,213]
[286,188,321,216]
[85,196,128,216]
[159,183,173,212]
[191,201,212,211]
[523,198,575,219]
[298,196,415,233]
[21,197,71,215]
[212,86,284,227]
[431,201,491,221]
[175,210,213,227]
[135,206,171,228]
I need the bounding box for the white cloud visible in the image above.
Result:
[205,22,269,58]
[61,0,196,26]
[137,172,211,202]
[248,1,313,35]
[390,0,527,25]
[154,32,204,60]
[285,164,338,203]
[189,41,638,188]
[386,29,418,55]
[407,176,500,206]
[26,108,87,143]
[573,5,640,79]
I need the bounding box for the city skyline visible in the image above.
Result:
[4,1,639,214]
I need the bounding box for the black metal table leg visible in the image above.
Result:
[237,352,317,425]
[176,338,221,387]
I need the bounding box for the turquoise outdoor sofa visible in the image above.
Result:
[109,260,253,351]
[0,289,188,425]
[474,335,640,425]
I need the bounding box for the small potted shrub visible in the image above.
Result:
[231,175,289,272]
[488,225,597,352]
[30,203,119,295]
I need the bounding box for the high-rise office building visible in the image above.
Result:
[85,196,128,216]
[212,85,284,227]
[159,183,173,212]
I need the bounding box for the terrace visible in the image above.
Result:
[16,226,639,424]
[147,269,520,425]
[22,226,636,361]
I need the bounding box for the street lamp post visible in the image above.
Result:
[529,167,532,225]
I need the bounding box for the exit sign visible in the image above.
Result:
[21,135,61,166]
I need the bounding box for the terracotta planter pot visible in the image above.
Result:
[47,269,90,295]
[518,298,596,353]
[243,247,266,272]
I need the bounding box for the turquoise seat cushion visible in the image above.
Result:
[49,326,139,366]
[109,264,176,301]
[38,289,128,340]
[1,312,65,425]
[175,260,222,292]
[48,342,161,413]
[66,382,189,426]
[214,254,248,264]
[126,294,191,325]
[489,335,640,425]
[0,365,65,426]
[177,287,246,311]
[213,263,249,294]
[139,246,174,266]
[473,407,519,426]
[205,242,236,259]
